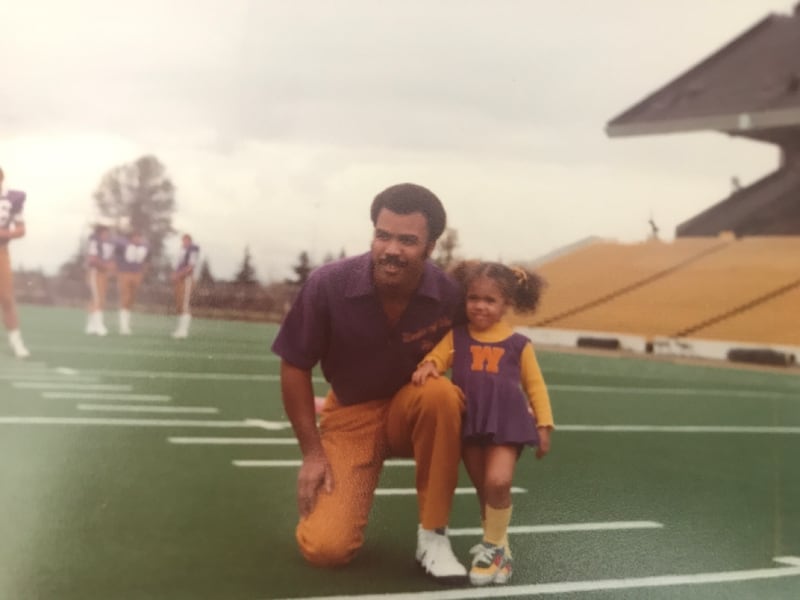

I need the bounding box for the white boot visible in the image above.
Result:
[86,311,107,336]
[8,329,30,359]
[416,526,467,581]
[95,311,108,336]
[119,310,132,335]
[172,313,191,339]
[85,312,96,334]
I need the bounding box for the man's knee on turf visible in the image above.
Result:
[296,529,360,567]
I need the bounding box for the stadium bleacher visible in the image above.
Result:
[513,237,800,348]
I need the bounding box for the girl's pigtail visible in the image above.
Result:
[510,265,545,314]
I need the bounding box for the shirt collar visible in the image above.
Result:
[467,320,515,341]
[345,252,446,301]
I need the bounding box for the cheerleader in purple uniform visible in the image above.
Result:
[412,261,554,586]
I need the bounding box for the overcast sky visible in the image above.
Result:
[1,0,794,281]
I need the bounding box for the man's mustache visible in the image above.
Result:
[378,256,407,268]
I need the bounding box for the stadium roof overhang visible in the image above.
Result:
[606,107,800,138]
[606,8,800,142]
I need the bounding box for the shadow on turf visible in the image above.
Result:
[278,542,472,597]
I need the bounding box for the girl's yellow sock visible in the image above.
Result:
[484,504,512,551]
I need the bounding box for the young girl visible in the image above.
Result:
[412,260,553,586]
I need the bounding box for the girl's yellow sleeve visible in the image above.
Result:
[520,342,554,428]
[420,330,455,373]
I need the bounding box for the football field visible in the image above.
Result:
[1,305,799,599]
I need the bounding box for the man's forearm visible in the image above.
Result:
[280,360,324,457]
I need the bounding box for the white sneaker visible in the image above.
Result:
[86,315,97,335]
[8,330,30,359]
[119,310,132,335]
[10,341,29,358]
[86,312,108,336]
[171,314,191,339]
[416,526,467,581]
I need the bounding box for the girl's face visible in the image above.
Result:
[465,275,509,332]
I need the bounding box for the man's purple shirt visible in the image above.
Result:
[272,252,464,406]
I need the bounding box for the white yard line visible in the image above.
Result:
[77,404,219,414]
[550,384,797,399]
[233,459,415,468]
[55,367,80,375]
[0,361,49,370]
[81,369,288,382]
[42,392,171,402]
[268,557,800,600]
[244,419,293,430]
[449,521,663,536]
[0,416,260,428]
[0,374,100,383]
[374,487,526,496]
[42,345,280,362]
[168,436,298,445]
[8,413,794,435]
[64,369,797,397]
[168,423,800,446]
[12,382,131,391]
[558,425,800,434]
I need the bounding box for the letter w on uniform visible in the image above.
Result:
[470,345,505,373]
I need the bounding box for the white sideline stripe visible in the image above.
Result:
[558,425,800,434]
[233,459,415,468]
[169,436,297,445]
[550,384,797,399]
[13,382,131,391]
[42,392,171,402]
[0,416,260,428]
[375,487,526,496]
[0,374,100,383]
[244,419,293,430]
[169,424,800,444]
[77,404,219,414]
[0,360,48,369]
[55,367,79,375]
[449,521,664,536]
[42,345,280,362]
[76,370,796,397]
[268,557,800,600]
[0,369,57,377]
[82,369,323,383]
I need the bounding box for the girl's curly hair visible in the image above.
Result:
[450,260,545,314]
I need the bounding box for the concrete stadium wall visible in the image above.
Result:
[516,326,799,369]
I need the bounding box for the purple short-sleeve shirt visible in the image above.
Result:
[271,252,463,406]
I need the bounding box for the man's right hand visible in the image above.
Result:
[297,450,334,517]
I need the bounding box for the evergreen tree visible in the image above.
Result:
[289,250,313,285]
[198,259,215,285]
[433,227,459,270]
[57,238,88,282]
[234,246,258,285]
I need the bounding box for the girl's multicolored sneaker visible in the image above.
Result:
[495,556,513,584]
[469,542,508,585]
